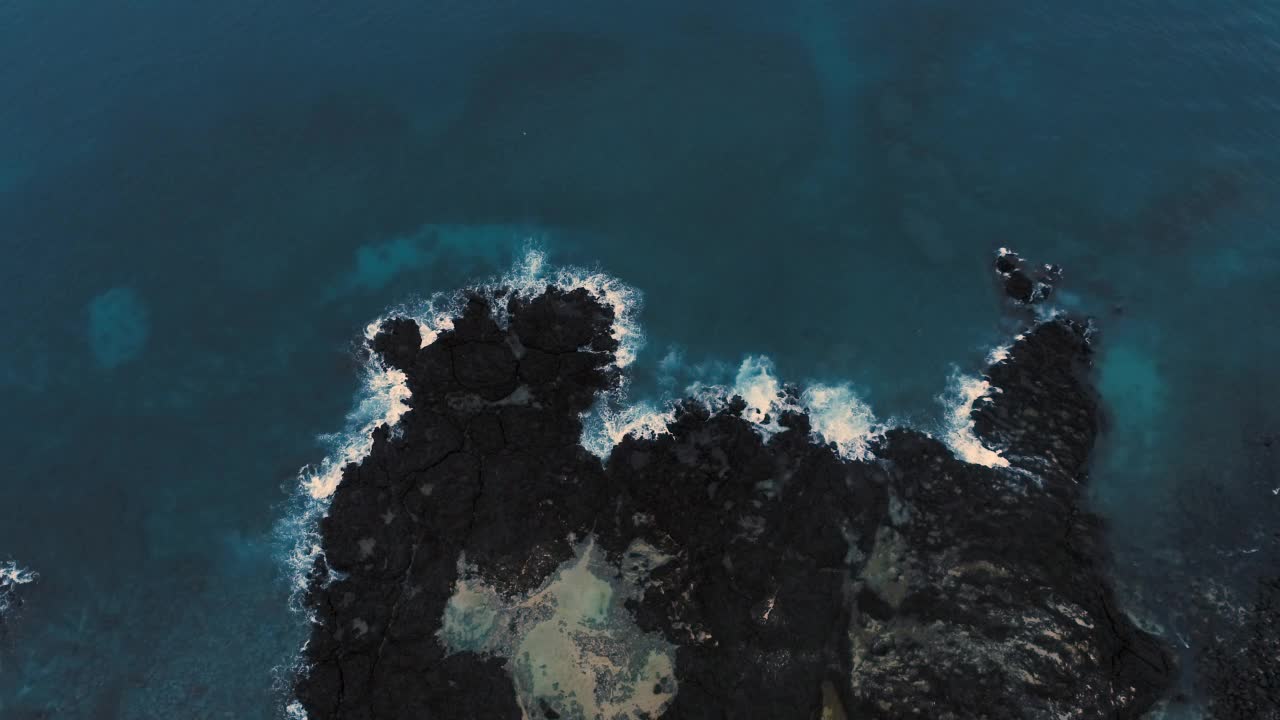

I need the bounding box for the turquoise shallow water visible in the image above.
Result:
[0,1,1278,716]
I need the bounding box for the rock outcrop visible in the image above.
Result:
[294,275,1172,719]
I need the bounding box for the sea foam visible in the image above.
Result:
[583,354,887,463]
[714,356,886,461]
[938,369,1010,469]
[0,560,36,617]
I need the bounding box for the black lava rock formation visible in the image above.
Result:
[293,280,1173,719]
[995,249,1061,305]
[1199,576,1280,719]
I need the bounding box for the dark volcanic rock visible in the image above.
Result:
[995,249,1061,305]
[294,279,1173,719]
[1199,576,1280,719]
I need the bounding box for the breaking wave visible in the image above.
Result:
[937,370,1010,468]
[0,560,36,617]
[580,354,887,462]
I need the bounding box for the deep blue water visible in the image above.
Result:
[1,1,1277,716]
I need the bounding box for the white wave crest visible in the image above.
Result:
[364,245,645,368]
[580,401,676,459]
[800,383,884,461]
[497,248,645,368]
[585,354,886,462]
[304,365,412,502]
[723,356,884,461]
[985,337,1019,366]
[277,355,413,634]
[0,560,37,615]
[939,370,1009,468]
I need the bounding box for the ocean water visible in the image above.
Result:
[0,1,1277,717]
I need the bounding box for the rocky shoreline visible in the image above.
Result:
[293,261,1174,719]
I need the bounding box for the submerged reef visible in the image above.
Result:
[294,267,1174,718]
